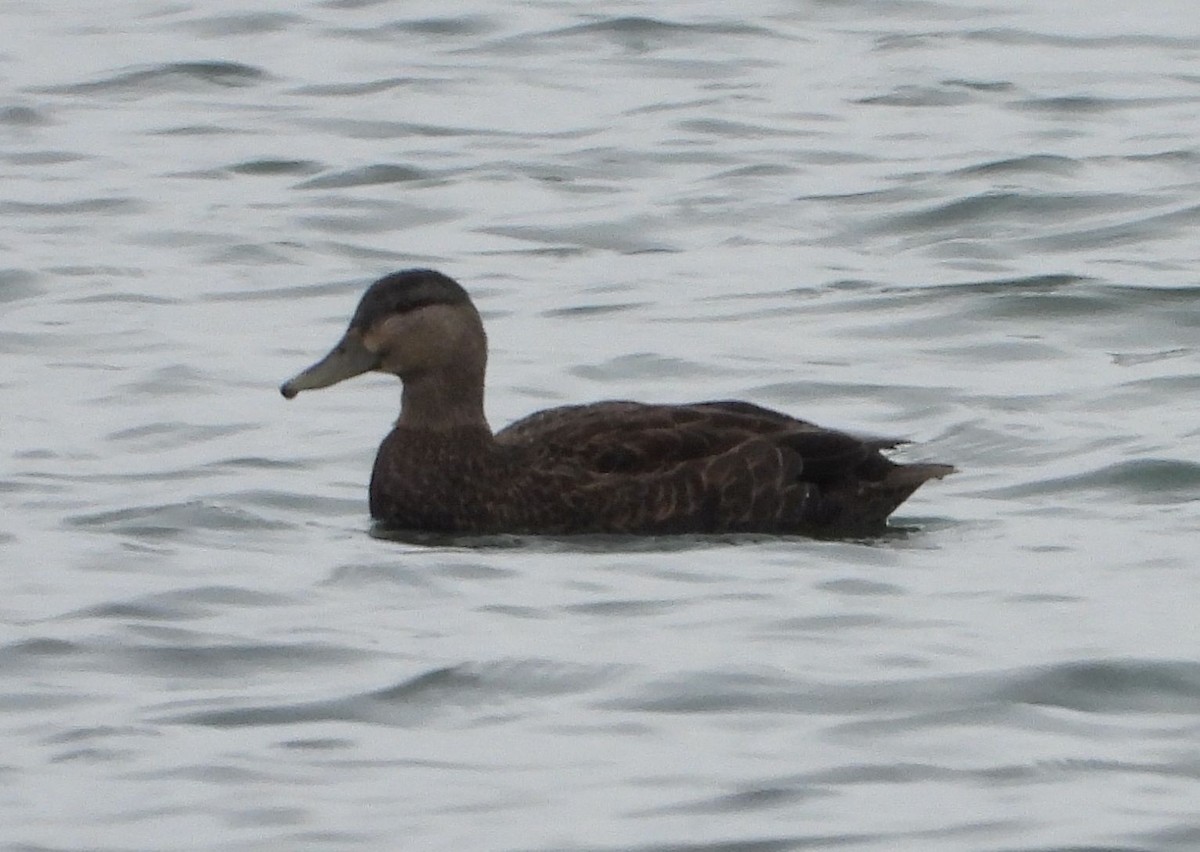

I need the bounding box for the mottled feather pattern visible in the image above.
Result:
[368,401,949,535]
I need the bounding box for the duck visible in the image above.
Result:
[280,269,953,536]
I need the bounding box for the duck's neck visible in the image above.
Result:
[397,367,491,434]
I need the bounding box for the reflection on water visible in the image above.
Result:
[2,1,1199,850]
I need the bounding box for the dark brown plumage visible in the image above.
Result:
[280,269,953,536]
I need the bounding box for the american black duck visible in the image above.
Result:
[280,269,953,536]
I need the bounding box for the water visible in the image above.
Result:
[3,1,1199,850]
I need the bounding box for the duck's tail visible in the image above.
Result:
[824,462,956,535]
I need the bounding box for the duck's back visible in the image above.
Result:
[496,400,818,471]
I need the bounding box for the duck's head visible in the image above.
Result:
[280,269,487,399]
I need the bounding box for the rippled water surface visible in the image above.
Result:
[3,1,1199,850]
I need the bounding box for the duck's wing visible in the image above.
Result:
[559,430,951,535]
[496,400,844,474]
[496,400,951,534]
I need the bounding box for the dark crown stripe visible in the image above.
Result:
[350,269,471,329]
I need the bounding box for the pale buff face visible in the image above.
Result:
[360,302,487,382]
[281,302,487,398]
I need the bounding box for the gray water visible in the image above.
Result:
[3,1,1199,850]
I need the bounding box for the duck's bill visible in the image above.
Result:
[280,331,380,399]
